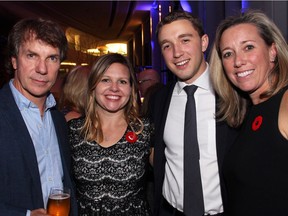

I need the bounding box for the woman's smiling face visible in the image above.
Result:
[220,23,276,100]
[95,62,131,114]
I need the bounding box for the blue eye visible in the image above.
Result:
[49,56,59,62]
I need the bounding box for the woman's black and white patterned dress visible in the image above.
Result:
[68,117,153,216]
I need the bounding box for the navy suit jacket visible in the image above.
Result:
[149,81,239,215]
[0,83,78,216]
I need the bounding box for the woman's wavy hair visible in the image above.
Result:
[210,9,288,127]
[81,53,142,142]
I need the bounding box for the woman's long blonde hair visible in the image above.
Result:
[210,10,288,127]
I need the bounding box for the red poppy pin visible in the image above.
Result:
[252,115,263,131]
[125,131,138,143]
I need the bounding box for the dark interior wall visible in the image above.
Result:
[1,1,288,88]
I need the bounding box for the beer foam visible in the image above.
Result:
[49,193,70,200]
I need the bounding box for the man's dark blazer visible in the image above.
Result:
[149,81,239,216]
[0,83,78,216]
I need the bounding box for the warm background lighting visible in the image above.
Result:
[105,43,127,55]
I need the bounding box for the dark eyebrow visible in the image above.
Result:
[178,33,193,38]
[26,49,37,54]
[26,48,60,59]
[159,33,194,46]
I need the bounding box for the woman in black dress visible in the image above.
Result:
[68,53,154,216]
[210,10,288,215]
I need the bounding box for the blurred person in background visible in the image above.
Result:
[138,68,161,99]
[58,65,90,122]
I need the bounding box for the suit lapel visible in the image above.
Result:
[158,82,176,140]
[1,85,43,204]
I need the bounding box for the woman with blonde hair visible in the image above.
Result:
[210,10,288,128]
[59,65,90,121]
[68,53,154,215]
[210,10,288,215]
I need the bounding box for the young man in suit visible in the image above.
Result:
[149,11,238,216]
[0,18,77,216]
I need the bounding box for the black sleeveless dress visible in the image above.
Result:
[68,117,153,216]
[223,87,288,216]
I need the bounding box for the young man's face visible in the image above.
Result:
[158,19,209,84]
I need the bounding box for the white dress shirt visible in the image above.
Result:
[162,64,223,215]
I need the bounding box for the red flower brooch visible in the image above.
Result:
[252,115,263,131]
[125,131,138,143]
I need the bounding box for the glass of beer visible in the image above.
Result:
[47,187,70,216]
